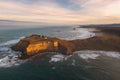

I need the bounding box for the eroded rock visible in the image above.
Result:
[11,35,75,59]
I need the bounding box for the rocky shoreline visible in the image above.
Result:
[11,27,120,59]
[11,34,75,59]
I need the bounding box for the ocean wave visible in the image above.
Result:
[74,50,120,60]
[102,51,120,58]
[0,47,10,52]
[49,54,72,63]
[71,59,76,66]
[73,28,96,39]
[78,53,100,60]
[49,54,65,62]
[49,50,120,63]
[0,36,26,68]
[0,36,24,46]
[0,54,25,68]
[54,28,96,40]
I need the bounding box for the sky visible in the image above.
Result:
[0,0,120,26]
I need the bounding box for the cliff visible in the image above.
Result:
[11,29,120,59]
[11,35,75,59]
[70,35,120,52]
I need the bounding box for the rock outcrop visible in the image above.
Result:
[11,35,75,59]
[11,30,120,59]
[70,35,120,52]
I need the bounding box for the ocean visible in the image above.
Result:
[0,27,120,80]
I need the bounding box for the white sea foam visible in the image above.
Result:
[64,28,96,40]
[49,54,72,62]
[0,54,24,68]
[55,28,96,40]
[49,50,120,62]
[0,36,24,46]
[0,48,26,68]
[76,28,95,39]
[74,50,120,60]
[49,54,65,62]
[78,53,100,59]
[102,51,120,58]
[2,39,20,46]
[71,59,76,66]
[0,47,10,52]
[0,36,26,68]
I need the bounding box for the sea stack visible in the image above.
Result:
[11,34,75,59]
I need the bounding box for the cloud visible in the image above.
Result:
[0,0,120,25]
[70,0,120,16]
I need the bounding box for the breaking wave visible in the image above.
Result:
[74,50,120,60]
[49,54,72,63]
[0,48,26,68]
[0,54,25,68]
[0,37,26,68]
[72,28,95,40]
[0,47,10,52]
[78,53,100,60]
[49,50,120,63]
[54,28,96,40]
[0,36,24,46]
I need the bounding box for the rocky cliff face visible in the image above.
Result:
[70,35,120,52]
[11,31,120,59]
[11,35,75,59]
